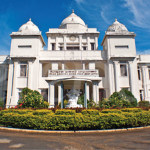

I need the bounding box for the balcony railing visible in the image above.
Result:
[48,70,99,77]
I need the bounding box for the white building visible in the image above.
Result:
[0,11,150,108]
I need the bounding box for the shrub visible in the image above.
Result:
[55,109,76,115]
[33,109,53,115]
[99,98,111,109]
[138,101,150,108]
[101,109,121,114]
[18,88,49,108]
[121,108,142,112]
[0,109,150,130]
[0,98,5,109]
[81,109,99,115]
[58,99,68,108]
[119,89,137,107]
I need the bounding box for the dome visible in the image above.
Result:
[19,18,40,33]
[107,19,128,32]
[60,10,86,28]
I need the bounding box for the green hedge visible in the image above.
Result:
[0,108,149,130]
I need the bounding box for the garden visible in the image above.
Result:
[0,88,150,131]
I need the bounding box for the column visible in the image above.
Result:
[61,81,63,109]
[58,84,61,105]
[108,60,115,96]
[95,36,98,50]
[87,36,90,50]
[114,61,120,92]
[79,35,82,50]
[141,66,148,100]
[93,81,97,103]
[82,62,85,70]
[62,63,65,70]
[86,83,90,101]
[63,35,66,50]
[6,62,13,108]
[128,61,140,100]
[28,61,32,89]
[84,82,87,108]
[11,61,18,106]
[48,37,52,50]
[49,82,55,108]
[56,37,58,50]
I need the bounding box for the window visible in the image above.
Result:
[115,45,129,48]
[67,46,79,50]
[18,45,32,48]
[52,43,55,50]
[20,65,27,77]
[41,89,48,102]
[138,66,141,80]
[91,43,95,50]
[120,64,127,76]
[140,90,143,101]
[83,46,87,50]
[60,47,63,50]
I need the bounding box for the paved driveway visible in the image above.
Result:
[0,128,150,150]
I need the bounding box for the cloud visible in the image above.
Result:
[74,0,85,4]
[124,0,150,29]
[137,49,150,55]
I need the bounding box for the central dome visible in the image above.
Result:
[59,10,86,28]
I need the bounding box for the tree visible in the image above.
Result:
[18,88,49,108]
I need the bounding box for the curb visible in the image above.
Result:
[0,126,150,134]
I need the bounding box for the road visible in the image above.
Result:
[0,128,150,150]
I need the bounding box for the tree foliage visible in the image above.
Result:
[18,87,49,108]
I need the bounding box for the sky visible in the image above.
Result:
[0,0,150,55]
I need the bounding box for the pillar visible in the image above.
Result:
[62,63,65,70]
[28,61,32,89]
[58,84,61,104]
[82,62,85,70]
[107,60,115,96]
[6,62,13,108]
[58,82,63,106]
[93,81,97,103]
[95,36,98,50]
[86,83,90,101]
[141,66,149,100]
[11,61,18,106]
[61,81,64,109]
[49,82,55,108]
[84,82,87,108]
[79,35,82,50]
[114,61,120,92]
[87,36,90,50]
[63,35,66,50]
[128,61,140,100]
[56,37,58,50]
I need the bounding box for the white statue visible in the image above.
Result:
[65,88,83,108]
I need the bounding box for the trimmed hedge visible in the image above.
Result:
[0,108,149,130]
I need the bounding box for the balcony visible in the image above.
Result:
[48,70,99,78]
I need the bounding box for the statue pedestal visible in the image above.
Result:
[65,88,83,108]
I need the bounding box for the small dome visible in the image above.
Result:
[107,19,128,32]
[60,10,86,28]
[19,18,40,33]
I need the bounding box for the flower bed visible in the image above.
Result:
[0,108,149,130]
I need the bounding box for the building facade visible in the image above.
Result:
[0,11,150,108]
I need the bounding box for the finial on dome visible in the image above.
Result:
[115,18,117,21]
[72,9,74,13]
[29,18,31,21]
